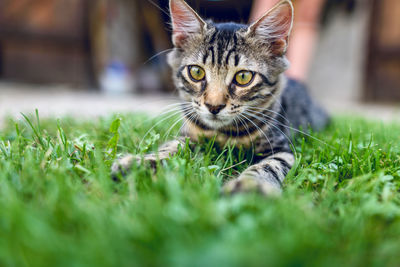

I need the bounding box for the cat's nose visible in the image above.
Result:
[205,103,226,115]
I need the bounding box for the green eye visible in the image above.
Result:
[188,65,205,81]
[235,71,254,86]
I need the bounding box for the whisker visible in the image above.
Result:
[163,115,187,141]
[261,92,291,123]
[175,111,198,139]
[143,48,177,65]
[137,108,191,151]
[233,117,240,138]
[122,98,186,120]
[242,111,297,158]
[245,109,331,148]
[143,102,192,122]
[154,104,191,118]
[163,107,195,140]
[236,114,255,164]
[240,112,275,157]
[246,105,290,124]
[146,0,170,18]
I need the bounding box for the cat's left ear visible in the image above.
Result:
[169,0,206,48]
[247,0,294,56]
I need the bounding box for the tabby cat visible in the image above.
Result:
[112,0,329,195]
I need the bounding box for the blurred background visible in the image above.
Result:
[0,0,399,124]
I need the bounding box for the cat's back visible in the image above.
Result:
[280,78,330,131]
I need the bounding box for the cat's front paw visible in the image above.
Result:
[111,153,159,180]
[222,174,281,196]
[111,154,136,181]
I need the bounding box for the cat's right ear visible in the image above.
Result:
[247,0,294,57]
[169,0,205,48]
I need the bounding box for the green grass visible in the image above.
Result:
[1,110,400,267]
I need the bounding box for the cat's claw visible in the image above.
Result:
[221,176,281,196]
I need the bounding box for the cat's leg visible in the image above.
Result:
[111,137,187,179]
[222,150,294,196]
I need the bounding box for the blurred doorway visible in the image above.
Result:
[0,0,94,86]
[365,0,400,102]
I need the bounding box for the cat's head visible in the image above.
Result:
[167,0,293,131]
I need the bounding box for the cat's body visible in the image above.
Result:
[112,0,329,195]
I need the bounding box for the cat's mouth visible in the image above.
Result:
[201,113,233,129]
[209,114,222,121]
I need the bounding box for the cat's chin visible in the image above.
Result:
[201,115,233,130]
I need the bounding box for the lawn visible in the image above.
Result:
[0,110,400,267]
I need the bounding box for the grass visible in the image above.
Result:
[1,110,400,267]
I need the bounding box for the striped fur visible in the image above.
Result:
[112,0,329,195]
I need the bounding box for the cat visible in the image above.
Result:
[111,0,329,195]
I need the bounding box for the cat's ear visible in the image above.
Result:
[247,0,294,56]
[169,0,206,48]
